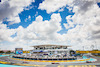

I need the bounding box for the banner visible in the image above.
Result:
[23,51,30,53]
[76,51,100,53]
[15,48,23,54]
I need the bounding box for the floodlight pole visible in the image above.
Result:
[83,46,84,51]
[94,40,97,50]
[91,45,94,50]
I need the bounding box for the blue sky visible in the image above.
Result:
[3,0,75,34]
[2,0,100,33]
[0,0,100,50]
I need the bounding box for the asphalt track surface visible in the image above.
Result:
[0,56,100,67]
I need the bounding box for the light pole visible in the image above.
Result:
[83,46,84,51]
[91,45,94,50]
[94,41,97,50]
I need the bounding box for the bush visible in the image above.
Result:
[0,51,4,53]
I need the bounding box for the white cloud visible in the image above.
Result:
[34,11,38,17]
[0,0,34,25]
[26,13,62,41]
[38,0,99,14]
[0,13,62,50]
[0,23,7,29]
[0,28,16,42]
[25,15,31,22]
[63,0,100,50]
[38,0,74,13]
[7,16,21,25]
[64,15,75,29]
[36,15,43,22]
[58,7,64,12]
[28,15,31,19]
[0,0,100,50]
[0,42,33,50]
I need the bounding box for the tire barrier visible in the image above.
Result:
[10,57,90,62]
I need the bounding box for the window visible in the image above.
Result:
[36,48,37,50]
[63,47,67,49]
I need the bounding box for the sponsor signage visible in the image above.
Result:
[23,51,30,53]
[15,48,23,54]
[76,51,100,53]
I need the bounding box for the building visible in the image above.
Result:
[33,44,69,50]
[31,44,71,57]
[13,45,77,60]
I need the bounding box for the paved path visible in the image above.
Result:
[91,56,100,63]
[0,56,100,67]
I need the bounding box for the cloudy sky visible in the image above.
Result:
[0,0,100,50]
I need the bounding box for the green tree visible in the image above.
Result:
[0,51,4,53]
[6,51,11,54]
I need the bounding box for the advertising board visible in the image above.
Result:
[15,48,23,54]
